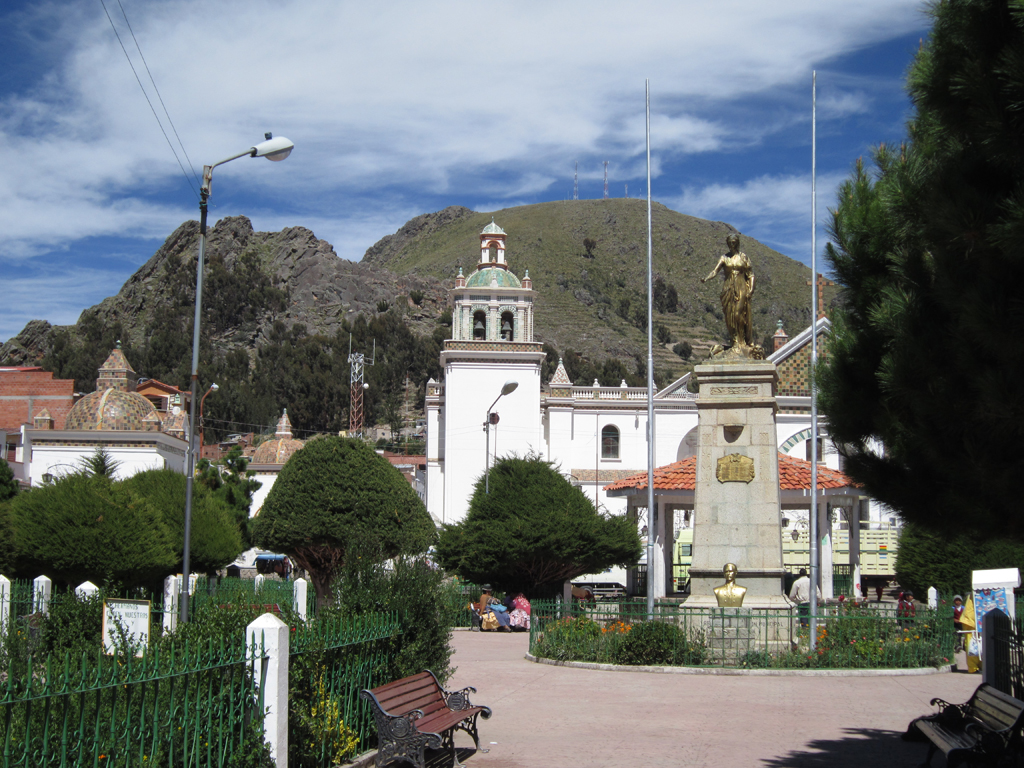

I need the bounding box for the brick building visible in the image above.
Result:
[0,367,76,433]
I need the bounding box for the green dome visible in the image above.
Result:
[465,267,522,289]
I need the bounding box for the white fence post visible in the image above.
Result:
[75,581,99,599]
[927,586,938,610]
[0,575,9,635]
[33,575,52,615]
[254,573,266,592]
[293,578,308,621]
[247,613,289,767]
[163,575,179,633]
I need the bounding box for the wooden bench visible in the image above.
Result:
[360,670,492,768]
[903,682,1024,766]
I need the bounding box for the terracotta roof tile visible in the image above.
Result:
[603,452,854,492]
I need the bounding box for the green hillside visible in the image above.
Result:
[363,198,832,383]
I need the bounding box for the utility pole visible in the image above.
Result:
[348,336,375,438]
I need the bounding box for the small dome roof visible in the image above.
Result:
[481,219,506,236]
[252,437,304,465]
[252,409,304,464]
[65,389,162,432]
[465,267,522,289]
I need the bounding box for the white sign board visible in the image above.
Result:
[102,599,151,656]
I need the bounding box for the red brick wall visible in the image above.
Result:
[0,370,76,430]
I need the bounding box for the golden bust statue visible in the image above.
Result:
[701,235,763,359]
[713,563,747,607]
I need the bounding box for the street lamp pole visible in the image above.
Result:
[181,134,294,624]
[484,379,518,494]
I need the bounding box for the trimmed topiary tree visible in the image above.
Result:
[121,469,245,576]
[11,473,176,588]
[251,436,436,606]
[434,454,642,595]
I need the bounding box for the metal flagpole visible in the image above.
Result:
[809,70,819,650]
[646,79,656,619]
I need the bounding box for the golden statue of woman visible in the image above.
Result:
[701,234,757,355]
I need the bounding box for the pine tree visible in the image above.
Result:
[819,0,1024,536]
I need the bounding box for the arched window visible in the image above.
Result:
[473,310,487,340]
[602,425,620,459]
[488,244,498,262]
[500,311,514,341]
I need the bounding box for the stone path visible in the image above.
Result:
[444,629,979,767]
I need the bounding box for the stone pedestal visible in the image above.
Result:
[703,608,795,664]
[685,360,790,609]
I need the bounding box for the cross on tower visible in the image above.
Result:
[806,273,835,320]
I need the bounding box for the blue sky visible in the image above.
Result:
[0,0,930,343]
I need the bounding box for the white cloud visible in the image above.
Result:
[668,171,848,261]
[0,0,927,338]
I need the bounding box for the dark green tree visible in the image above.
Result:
[434,455,642,595]
[819,0,1024,536]
[251,437,436,606]
[11,474,176,588]
[121,469,245,574]
[0,461,18,501]
[196,447,261,546]
[896,521,1024,598]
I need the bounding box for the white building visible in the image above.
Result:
[425,222,889,593]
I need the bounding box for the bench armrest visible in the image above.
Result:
[443,685,477,711]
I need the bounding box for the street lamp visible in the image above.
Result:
[198,382,219,461]
[484,379,518,493]
[181,134,294,624]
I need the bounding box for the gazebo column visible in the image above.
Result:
[819,501,833,599]
[625,498,638,596]
[652,496,670,599]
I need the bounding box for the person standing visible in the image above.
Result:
[789,568,821,627]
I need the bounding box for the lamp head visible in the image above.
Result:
[209,383,219,392]
[251,133,294,162]
[500,379,519,396]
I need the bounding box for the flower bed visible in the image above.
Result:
[529,600,955,670]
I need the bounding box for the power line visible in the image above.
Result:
[97,0,200,200]
[114,0,201,191]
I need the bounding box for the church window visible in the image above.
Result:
[473,310,487,340]
[500,311,514,341]
[488,243,497,262]
[602,425,620,459]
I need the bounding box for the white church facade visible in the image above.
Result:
[425,221,890,595]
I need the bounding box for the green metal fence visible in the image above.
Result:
[528,599,956,669]
[0,635,264,767]
[289,611,402,766]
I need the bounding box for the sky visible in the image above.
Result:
[0,0,932,343]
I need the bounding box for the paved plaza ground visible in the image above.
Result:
[443,629,980,767]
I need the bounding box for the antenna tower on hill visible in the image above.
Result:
[573,161,578,200]
[348,335,375,437]
[603,161,609,199]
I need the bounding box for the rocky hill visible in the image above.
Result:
[0,200,836,436]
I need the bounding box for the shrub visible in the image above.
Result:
[613,620,703,666]
[672,340,693,360]
[409,290,425,305]
[331,542,457,683]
